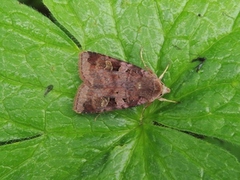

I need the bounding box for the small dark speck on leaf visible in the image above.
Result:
[191,57,206,72]
[44,84,53,97]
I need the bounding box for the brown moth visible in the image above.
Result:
[73,51,174,113]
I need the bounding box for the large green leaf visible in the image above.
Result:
[0,0,240,179]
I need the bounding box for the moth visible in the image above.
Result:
[73,51,174,113]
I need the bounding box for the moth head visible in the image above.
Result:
[161,82,170,96]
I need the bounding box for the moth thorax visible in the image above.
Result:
[152,80,162,96]
[136,79,161,101]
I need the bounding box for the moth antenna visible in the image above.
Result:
[158,97,178,103]
[140,47,148,68]
[159,65,169,80]
[140,47,153,73]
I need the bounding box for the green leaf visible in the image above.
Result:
[0,0,240,179]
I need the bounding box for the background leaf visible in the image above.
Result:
[0,0,240,179]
